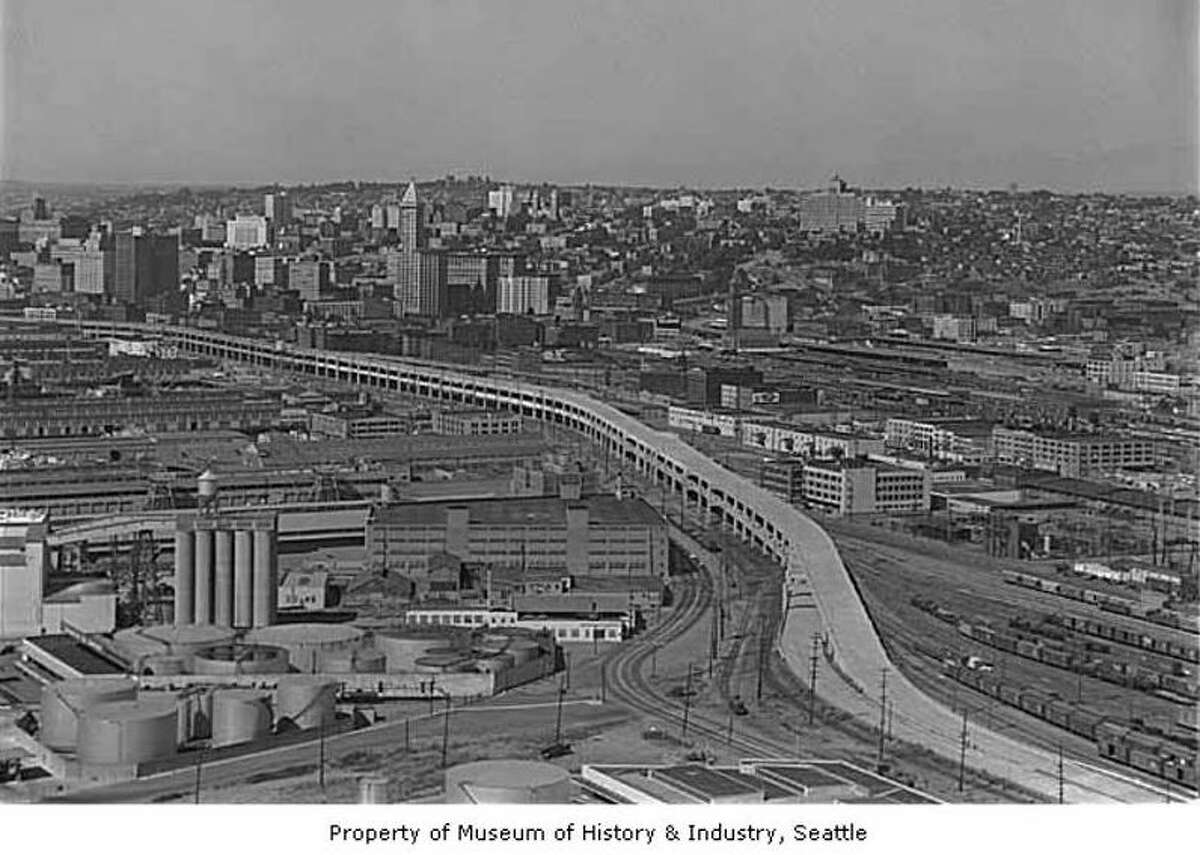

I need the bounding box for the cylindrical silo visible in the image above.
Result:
[76,695,179,767]
[352,650,386,674]
[443,760,571,804]
[213,529,234,626]
[376,634,437,673]
[193,529,214,624]
[252,528,276,628]
[318,651,356,673]
[211,689,273,748]
[177,688,215,742]
[40,677,138,753]
[359,774,392,803]
[191,644,290,676]
[233,529,254,629]
[274,677,337,731]
[415,654,468,673]
[173,528,195,627]
[473,653,516,674]
[245,624,362,673]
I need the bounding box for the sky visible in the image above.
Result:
[1,0,1196,192]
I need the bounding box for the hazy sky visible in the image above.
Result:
[2,0,1195,191]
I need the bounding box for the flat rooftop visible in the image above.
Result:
[23,635,125,676]
[373,494,663,528]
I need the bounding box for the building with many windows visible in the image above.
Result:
[0,509,48,639]
[497,275,552,315]
[430,409,524,436]
[366,495,669,578]
[224,215,270,249]
[801,459,930,515]
[991,428,1157,477]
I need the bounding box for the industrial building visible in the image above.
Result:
[173,513,279,628]
[430,408,525,436]
[992,428,1157,478]
[366,494,669,578]
[0,509,50,638]
[802,458,931,515]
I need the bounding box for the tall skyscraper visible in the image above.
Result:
[264,192,293,227]
[393,181,440,314]
[112,229,179,304]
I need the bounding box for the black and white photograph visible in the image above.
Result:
[0,0,1196,848]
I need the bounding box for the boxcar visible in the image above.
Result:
[1045,699,1073,729]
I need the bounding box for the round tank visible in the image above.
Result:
[444,760,571,804]
[480,633,512,648]
[359,774,392,803]
[504,639,541,666]
[197,469,219,500]
[141,624,236,657]
[424,646,463,657]
[351,650,386,674]
[211,689,273,748]
[473,653,516,674]
[111,628,171,662]
[376,634,439,673]
[177,688,215,743]
[274,676,337,730]
[40,677,139,752]
[191,644,290,676]
[141,655,187,676]
[415,654,468,673]
[318,650,356,673]
[76,694,179,766]
[246,623,363,673]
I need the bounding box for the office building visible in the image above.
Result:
[863,198,904,235]
[802,459,931,515]
[32,261,72,294]
[0,509,49,639]
[264,192,293,227]
[366,494,669,578]
[254,255,289,289]
[761,457,806,504]
[799,177,863,235]
[290,258,333,301]
[430,409,524,436]
[391,182,445,315]
[991,428,1157,477]
[112,230,179,304]
[225,214,270,249]
[488,185,516,218]
[686,365,763,406]
[497,275,552,315]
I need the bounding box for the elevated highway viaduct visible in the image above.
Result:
[56,320,1178,803]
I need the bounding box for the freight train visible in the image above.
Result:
[1001,570,1191,631]
[941,660,1197,793]
[1044,612,1200,665]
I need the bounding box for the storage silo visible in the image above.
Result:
[473,653,516,674]
[191,644,290,676]
[40,677,138,753]
[252,525,277,628]
[274,676,337,731]
[358,774,392,804]
[193,528,214,624]
[351,649,386,674]
[211,689,273,747]
[444,760,571,804]
[233,529,254,628]
[376,633,437,672]
[415,653,468,673]
[245,623,362,673]
[176,688,214,743]
[173,526,195,627]
[141,623,236,659]
[76,694,179,767]
[213,529,234,626]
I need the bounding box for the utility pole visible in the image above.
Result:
[554,684,566,744]
[1057,743,1064,805]
[318,719,326,791]
[600,663,607,703]
[958,709,969,792]
[404,717,410,752]
[755,617,767,704]
[441,693,452,769]
[726,707,734,745]
[682,663,694,738]
[876,669,888,768]
[808,633,820,726]
[650,644,657,678]
[193,750,203,805]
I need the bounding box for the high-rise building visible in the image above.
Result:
[290,258,333,301]
[225,214,271,249]
[800,176,864,235]
[52,237,107,295]
[497,275,552,315]
[0,509,49,639]
[112,230,179,304]
[264,192,293,227]
[393,182,442,315]
[488,185,516,218]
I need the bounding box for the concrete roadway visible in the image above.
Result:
[777,513,1183,803]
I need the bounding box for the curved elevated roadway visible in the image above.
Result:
[57,320,1179,802]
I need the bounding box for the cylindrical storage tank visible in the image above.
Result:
[504,639,540,666]
[318,651,356,673]
[351,650,386,674]
[480,633,512,648]
[252,529,277,628]
[141,655,186,676]
[210,689,273,748]
[173,529,195,627]
[245,624,362,673]
[376,634,438,673]
[359,774,392,804]
[76,694,179,766]
[424,646,463,657]
[141,623,236,658]
[233,530,254,629]
[193,529,214,624]
[274,677,337,731]
[177,688,216,742]
[213,529,234,626]
[473,654,516,674]
[444,760,571,804]
[415,654,467,673]
[191,644,290,676]
[40,677,138,752]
